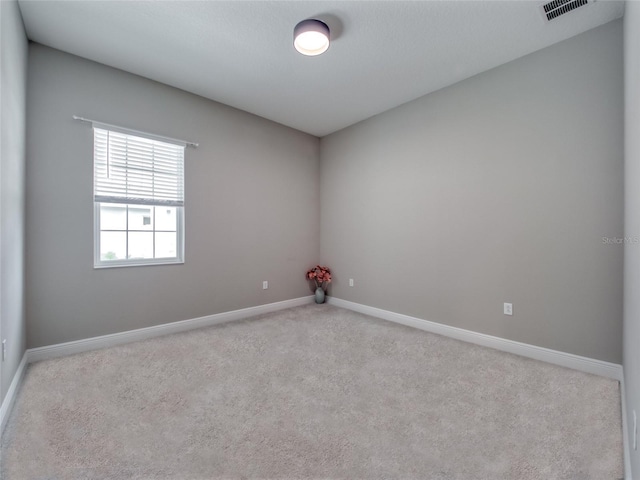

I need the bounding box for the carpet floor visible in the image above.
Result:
[1,304,623,479]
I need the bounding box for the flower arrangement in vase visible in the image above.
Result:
[306,265,331,304]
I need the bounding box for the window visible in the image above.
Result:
[93,126,185,267]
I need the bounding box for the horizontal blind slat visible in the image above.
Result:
[94,127,185,205]
[94,195,184,207]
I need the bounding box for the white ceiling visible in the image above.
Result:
[17,0,624,137]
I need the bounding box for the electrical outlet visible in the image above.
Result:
[504,303,513,316]
[262,281,268,290]
[634,410,637,451]
[2,339,6,362]
[349,278,354,287]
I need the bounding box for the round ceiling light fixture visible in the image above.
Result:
[294,19,330,56]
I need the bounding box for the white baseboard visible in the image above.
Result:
[327,297,624,381]
[0,352,28,434]
[621,378,634,480]
[28,295,314,363]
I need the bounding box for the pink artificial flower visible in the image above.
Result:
[306,265,332,288]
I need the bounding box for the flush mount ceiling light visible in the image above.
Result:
[294,19,330,56]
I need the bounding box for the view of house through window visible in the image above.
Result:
[99,204,178,261]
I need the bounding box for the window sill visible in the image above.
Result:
[94,259,184,269]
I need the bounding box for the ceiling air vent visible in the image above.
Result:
[541,0,589,21]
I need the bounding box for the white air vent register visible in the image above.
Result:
[541,0,591,22]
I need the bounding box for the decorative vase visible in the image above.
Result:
[315,287,326,304]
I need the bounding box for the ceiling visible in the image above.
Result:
[17,0,624,137]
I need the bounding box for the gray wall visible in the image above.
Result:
[320,20,623,363]
[1,0,28,402]
[624,3,640,476]
[26,45,320,348]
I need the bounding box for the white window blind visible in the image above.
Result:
[93,127,185,207]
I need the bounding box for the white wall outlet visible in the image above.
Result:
[634,410,637,451]
[349,278,354,287]
[2,339,6,361]
[504,303,513,316]
[262,281,268,290]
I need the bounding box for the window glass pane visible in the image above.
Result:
[128,232,153,259]
[100,232,126,261]
[128,205,153,231]
[99,203,127,230]
[155,206,177,231]
[155,232,177,259]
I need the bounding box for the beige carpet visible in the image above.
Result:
[1,304,623,479]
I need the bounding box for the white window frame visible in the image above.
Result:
[92,124,186,269]
[93,204,185,268]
